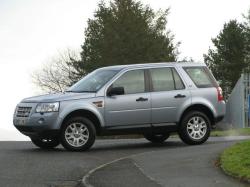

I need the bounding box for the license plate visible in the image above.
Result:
[16,118,27,126]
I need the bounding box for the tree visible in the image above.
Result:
[33,0,178,93]
[243,9,250,66]
[178,57,194,62]
[73,0,178,73]
[204,20,248,98]
[32,49,80,93]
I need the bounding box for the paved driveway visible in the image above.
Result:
[0,137,249,187]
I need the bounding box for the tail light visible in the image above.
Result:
[216,87,224,101]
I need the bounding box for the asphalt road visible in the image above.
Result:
[0,137,249,187]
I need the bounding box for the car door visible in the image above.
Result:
[149,67,191,124]
[104,69,151,127]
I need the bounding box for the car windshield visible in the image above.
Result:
[67,69,120,93]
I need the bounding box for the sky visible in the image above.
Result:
[0,0,249,140]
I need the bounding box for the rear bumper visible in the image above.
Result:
[215,115,224,123]
[216,100,226,119]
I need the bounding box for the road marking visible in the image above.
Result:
[133,161,162,186]
[81,150,157,187]
[82,136,250,187]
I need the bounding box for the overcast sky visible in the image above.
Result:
[0,0,249,140]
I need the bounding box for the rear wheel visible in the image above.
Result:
[178,111,211,145]
[60,116,96,151]
[144,133,170,143]
[31,137,60,149]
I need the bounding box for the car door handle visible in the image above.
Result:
[136,97,148,102]
[174,94,186,98]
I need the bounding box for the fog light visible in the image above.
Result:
[38,118,45,124]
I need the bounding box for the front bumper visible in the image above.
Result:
[13,103,60,138]
[14,125,60,138]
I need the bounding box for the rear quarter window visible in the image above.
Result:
[184,67,218,88]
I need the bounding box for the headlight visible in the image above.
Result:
[35,102,60,113]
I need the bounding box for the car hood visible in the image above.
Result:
[21,92,96,103]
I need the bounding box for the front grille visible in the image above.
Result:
[16,107,32,117]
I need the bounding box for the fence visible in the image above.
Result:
[225,73,250,128]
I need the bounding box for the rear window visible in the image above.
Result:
[184,67,218,88]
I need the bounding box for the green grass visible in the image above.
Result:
[211,128,250,137]
[220,140,250,182]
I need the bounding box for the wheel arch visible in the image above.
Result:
[60,109,103,135]
[179,104,215,127]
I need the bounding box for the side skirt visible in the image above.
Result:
[99,123,178,136]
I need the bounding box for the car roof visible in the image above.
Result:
[100,62,206,71]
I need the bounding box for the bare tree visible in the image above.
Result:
[32,49,81,93]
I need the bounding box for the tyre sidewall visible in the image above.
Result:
[179,111,211,145]
[144,133,170,143]
[60,116,96,151]
[31,137,60,149]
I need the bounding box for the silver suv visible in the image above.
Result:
[13,62,225,151]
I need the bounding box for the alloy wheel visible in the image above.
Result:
[65,123,89,147]
[186,116,207,140]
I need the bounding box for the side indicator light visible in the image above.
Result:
[93,101,103,108]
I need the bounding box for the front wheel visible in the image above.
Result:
[60,116,96,151]
[144,133,170,143]
[31,137,60,149]
[178,111,211,145]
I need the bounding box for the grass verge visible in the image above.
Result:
[220,140,250,183]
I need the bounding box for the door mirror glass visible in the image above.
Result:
[107,87,125,96]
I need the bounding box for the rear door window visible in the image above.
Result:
[184,67,218,88]
[150,67,185,92]
[150,68,175,92]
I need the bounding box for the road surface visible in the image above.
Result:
[0,137,249,187]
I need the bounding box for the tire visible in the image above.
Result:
[60,116,96,151]
[144,133,170,143]
[178,111,211,145]
[31,137,60,149]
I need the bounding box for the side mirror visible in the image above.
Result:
[107,87,125,96]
